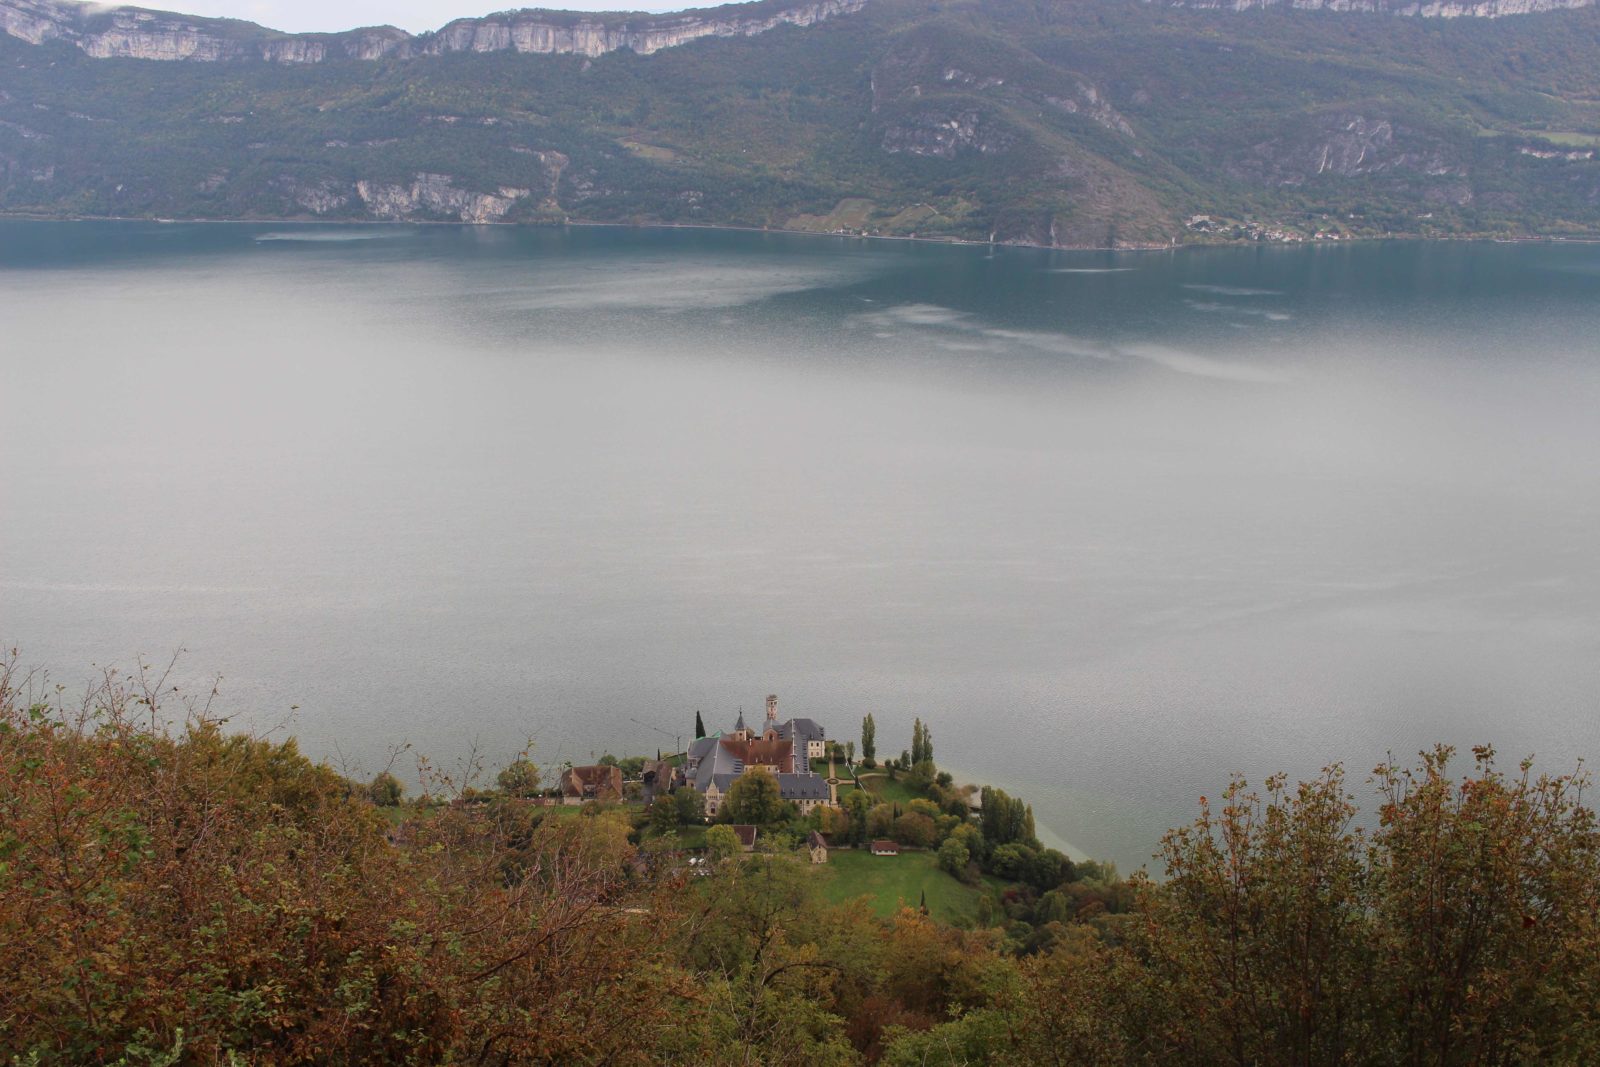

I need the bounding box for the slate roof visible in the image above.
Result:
[776,717,826,744]
[808,830,827,849]
[775,773,829,801]
[689,735,746,794]
[686,734,720,766]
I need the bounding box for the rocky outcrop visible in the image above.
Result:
[0,0,866,63]
[1151,0,1592,15]
[1043,81,1135,138]
[1519,145,1596,160]
[881,107,1016,158]
[273,176,349,214]
[354,173,533,222]
[1227,113,1466,188]
[418,0,863,58]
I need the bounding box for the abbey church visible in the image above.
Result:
[681,695,834,816]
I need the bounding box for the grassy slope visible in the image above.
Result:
[859,773,923,806]
[815,847,986,925]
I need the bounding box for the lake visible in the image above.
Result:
[3,221,1599,870]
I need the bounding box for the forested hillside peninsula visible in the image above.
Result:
[4,0,1600,244]
[3,660,1598,1064]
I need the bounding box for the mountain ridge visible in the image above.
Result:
[3,0,1600,245]
[1,0,866,62]
[4,0,1595,67]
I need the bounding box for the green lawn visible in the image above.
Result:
[815,848,986,926]
[859,774,923,805]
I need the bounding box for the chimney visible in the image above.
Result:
[766,694,778,724]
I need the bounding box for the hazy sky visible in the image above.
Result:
[166,0,686,34]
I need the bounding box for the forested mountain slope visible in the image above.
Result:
[4,0,1600,245]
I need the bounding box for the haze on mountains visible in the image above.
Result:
[2,0,1600,244]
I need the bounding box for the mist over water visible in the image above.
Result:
[4,221,1599,869]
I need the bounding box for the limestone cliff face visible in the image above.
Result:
[0,0,865,63]
[355,173,531,222]
[1223,111,1475,204]
[1150,0,1591,15]
[419,0,863,58]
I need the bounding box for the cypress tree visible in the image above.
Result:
[694,710,706,739]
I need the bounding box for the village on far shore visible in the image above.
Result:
[370,693,1122,929]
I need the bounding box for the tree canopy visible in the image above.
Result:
[4,657,1596,1065]
[719,767,789,826]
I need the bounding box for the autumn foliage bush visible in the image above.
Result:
[0,660,693,1065]
[3,654,1598,1065]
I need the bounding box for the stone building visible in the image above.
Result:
[560,763,624,803]
[681,697,837,817]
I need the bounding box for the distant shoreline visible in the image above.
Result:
[4,211,1600,252]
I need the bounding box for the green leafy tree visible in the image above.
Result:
[1027,848,1074,892]
[937,836,970,876]
[675,785,706,825]
[648,794,677,834]
[980,787,1037,850]
[909,719,934,768]
[989,842,1038,881]
[720,768,788,826]
[894,812,936,848]
[811,804,849,838]
[704,824,742,864]
[866,803,897,840]
[366,771,403,807]
[861,713,876,767]
[844,789,872,847]
[1097,746,1600,1065]
[496,758,541,798]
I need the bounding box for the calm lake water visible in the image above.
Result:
[4,221,1599,869]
